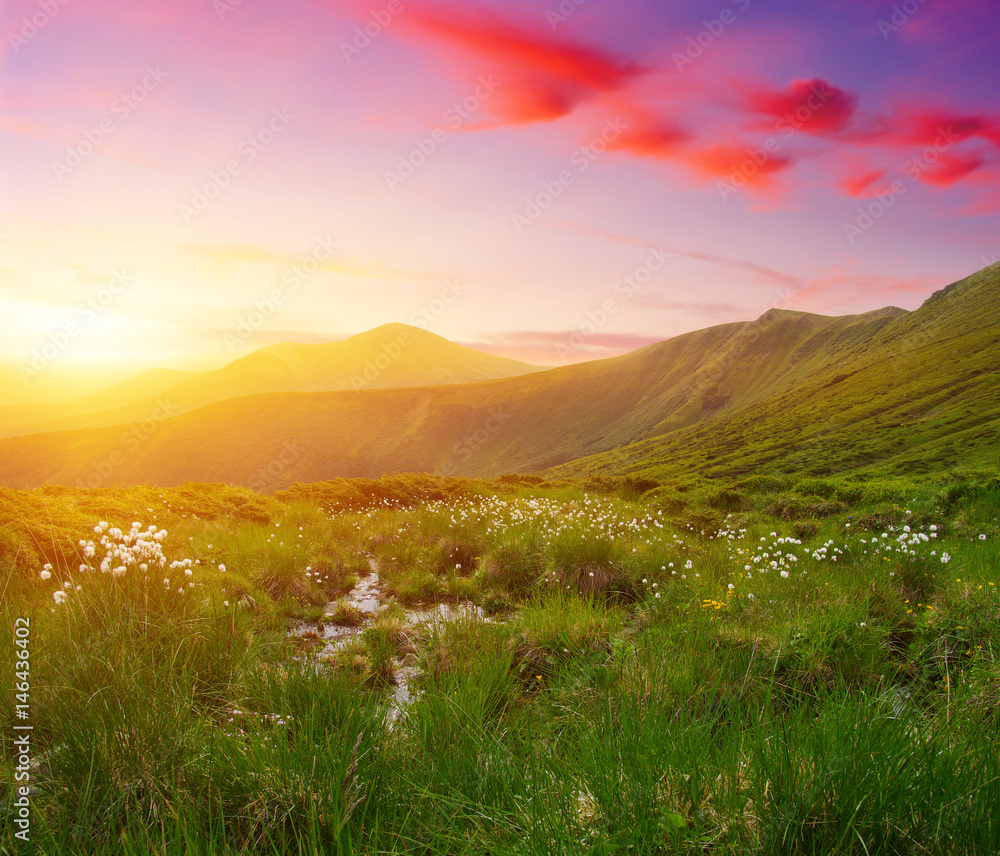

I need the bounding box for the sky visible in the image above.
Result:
[2,0,999,399]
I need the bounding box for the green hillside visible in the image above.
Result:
[552,262,1000,481]
[0,264,996,489]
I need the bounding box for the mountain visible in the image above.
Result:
[0,264,996,489]
[0,368,201,439]
[0,324,545,439]
[549,261,1000,481]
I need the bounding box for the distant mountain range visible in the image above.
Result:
[0,263,997,489]
[0,324,545,440]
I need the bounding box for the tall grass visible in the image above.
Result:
[3,477,1000,853]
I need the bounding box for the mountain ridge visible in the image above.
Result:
[0,263,995,489]
[0,324,546,440]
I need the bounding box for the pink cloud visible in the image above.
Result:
[746,78,859,136]
[688,142,794,182]
[473,331,664,365]
[607,112,691,157]
[919,152,987,187]
[401,6,644,125]
[839,167,887,197]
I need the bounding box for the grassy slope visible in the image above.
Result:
[551,262,1000,481]
[0,265,996,489]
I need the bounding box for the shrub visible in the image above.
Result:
[479,531,546,597]
[709,488,745,512]
[543,530,637,601]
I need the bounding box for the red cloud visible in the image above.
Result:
[839,167,886,197]
[607,113,691,157]
[747,78,858,135]
[902,112,1000,149]
[850,109,1000,152]
[689,143,794,181]
[405,7,643,124]
[920,152,987,187]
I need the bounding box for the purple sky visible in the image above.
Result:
[1,0,998,387]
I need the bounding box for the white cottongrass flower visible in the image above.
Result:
[780,570,790,578]
[40,569,51,580]
[53,590,68,604]
[941,553,951,564]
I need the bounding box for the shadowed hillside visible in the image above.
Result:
[0,264,996,489]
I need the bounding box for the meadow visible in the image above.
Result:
[2,471,999,854]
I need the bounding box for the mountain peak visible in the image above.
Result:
[922,261,999,309]
[354,321,429,337]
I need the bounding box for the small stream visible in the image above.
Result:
[290,567,485,722]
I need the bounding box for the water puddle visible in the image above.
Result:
[289,570,487,723]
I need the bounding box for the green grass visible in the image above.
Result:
[2,476,1000,854]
